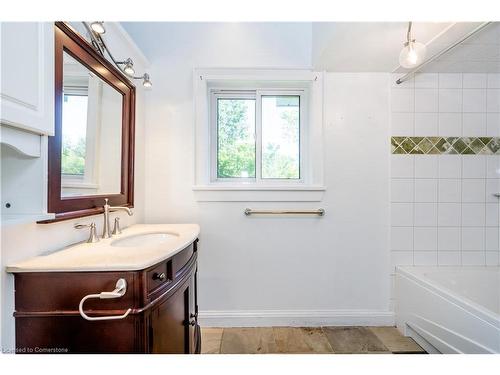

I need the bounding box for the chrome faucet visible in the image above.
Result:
[102,198,133,239]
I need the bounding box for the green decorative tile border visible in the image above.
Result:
[391,136,500,155]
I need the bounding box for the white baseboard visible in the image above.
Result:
[198,309,395,327]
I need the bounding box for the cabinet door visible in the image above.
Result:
[1,22,54,135]
[149,273,200,354]
[188,267,201,354]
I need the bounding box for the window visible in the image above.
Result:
[194,69,325,201]
[61,93,88,178]
[211,89,304,183]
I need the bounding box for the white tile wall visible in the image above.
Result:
[390,73,500,269]
[391,73,500,137]
[391,155,499,267]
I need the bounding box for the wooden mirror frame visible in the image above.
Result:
[42,22,135,223]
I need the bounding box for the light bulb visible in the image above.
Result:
[399,40,427,68]
[123,59,135,76]
[142,74,152,88]
[90,21,105,34]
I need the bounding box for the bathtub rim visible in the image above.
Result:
[396,266,500,329]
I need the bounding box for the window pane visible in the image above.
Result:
[261,95,300,179]
[61,94,88,176]
[217,98,256,178]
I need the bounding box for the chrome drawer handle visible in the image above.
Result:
[78,278,132,321]
[153,272,166,281]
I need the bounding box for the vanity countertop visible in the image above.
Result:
[6,223,200,273]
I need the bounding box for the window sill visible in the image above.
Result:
[192,185,326,202]
[61,181,99,189]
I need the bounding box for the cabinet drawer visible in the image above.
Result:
[146,260,173,294]
[172,244,194,277]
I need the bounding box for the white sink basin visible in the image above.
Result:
[111,232,179,248]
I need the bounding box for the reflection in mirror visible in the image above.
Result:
[61,51,123,198]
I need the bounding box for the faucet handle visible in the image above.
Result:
[112,217,122,235]
[75,222,100,243]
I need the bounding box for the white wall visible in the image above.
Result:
[0,22,148,350]
[140,23,392,326]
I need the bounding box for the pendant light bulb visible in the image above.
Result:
[399,40,427,68]
[399,22,427,69]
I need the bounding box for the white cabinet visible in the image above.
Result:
[1,22,54,136]
[0,22,55,224]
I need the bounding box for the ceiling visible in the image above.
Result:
[122,22,499,73]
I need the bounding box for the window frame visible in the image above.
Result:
[209,87,307,186]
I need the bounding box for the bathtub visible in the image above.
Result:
[395,266,500,354]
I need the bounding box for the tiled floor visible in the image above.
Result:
[201,326,425,354]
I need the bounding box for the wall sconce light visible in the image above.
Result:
[118,58,135,76]
[90,21,105,34]
[84,22,152,88]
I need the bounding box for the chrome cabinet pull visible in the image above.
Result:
[153,272,166,281]
[78,278,132,321]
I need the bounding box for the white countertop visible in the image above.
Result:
[5,224,200,273]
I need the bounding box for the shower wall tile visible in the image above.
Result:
[439,73,462,89]
[485,251,500,265]
[391,113,414,136]
[486,113,500,136]
[461,179,486,202]
[438,203,461,226]
[391,227,413,251]
[391,155,414,178]
[391,89,414,112]
[438,251,461,266]
[463,89,487,112]
[438,113,462,136]
[462,156,486,178]
[463,73,487,89]
[439,89,462,112]
[415,89,438,112]
[414,203,438,226]
[414,156,438,178]
[461,227,485,251]
[390,73,500,269]
[414,227,437,250]
[414,73,438,88]
[438,227,461,251]
[487,74,500,89]
[391,179,414,202]
[438,179,461,202]
[485,204,499,226]
[486,228,499,251]
[438,156,462,178]
[462,252,486,266]
[414,113,438,135]
[486,156,500,178]
[487,89,500,112]
[414,251,438,266]
[462,113,486,135]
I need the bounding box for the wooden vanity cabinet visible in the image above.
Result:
[13,240,200,354]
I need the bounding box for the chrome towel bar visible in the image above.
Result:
[244,208,325,216]
[78,278,132,321]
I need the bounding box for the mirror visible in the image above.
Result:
[45,22,135,222]
[61,52,123,197]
